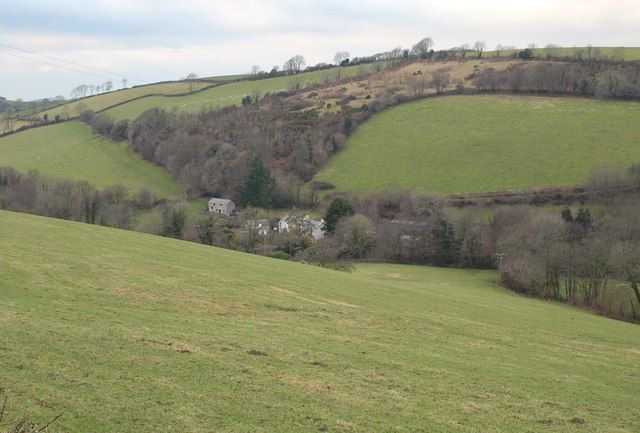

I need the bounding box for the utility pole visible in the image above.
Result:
[495,252,506,285]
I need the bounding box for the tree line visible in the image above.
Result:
[0,167,157,228]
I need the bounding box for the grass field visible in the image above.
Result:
[0,121,181,197]
[104,64,375,120]
[35,81,213,122]
[484,46,640,61]
[314,95,640,194]
[1,210,638,432]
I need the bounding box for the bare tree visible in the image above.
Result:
[612,46,626,62]
[544,44,561,59]
[431,67,452,93]
[121,78,128,89]
[411,37,434,59]
[250,65,262,75]
[333,51,350,65]
[494,44,504,57]
[389,47,404,59]
[459,43,470,59]
[104,80,114,92]
[473,41,486,58]
[283,55,306,74]
[409,74,428,96]
[184,73,198,93]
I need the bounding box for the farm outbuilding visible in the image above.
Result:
[208,198,235,216]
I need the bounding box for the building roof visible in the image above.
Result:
[208,197,234,205]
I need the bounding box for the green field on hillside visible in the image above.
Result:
[0,122,181,197]
[104,64,374,120]
[315,95,640,194]
[1,210,638,432]
[485,46,640,60]
[36,81,213,121]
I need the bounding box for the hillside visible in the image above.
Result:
[0,121,181,197]
[314,95,640,194]
[1,210,638,432]
[486,46,640,61]
[103,64,375,120]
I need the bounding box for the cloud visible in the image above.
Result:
[0,0,638,99]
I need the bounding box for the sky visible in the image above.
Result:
[1,0,639,100]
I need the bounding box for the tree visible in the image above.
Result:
[104,80,113,92]
[431,68,452,93]
[337,214,375,258]
[459,43,470,58]
[121,78,128,88]
[494,44,504,57]
[250,65,262,75]
[612,241,640,316]
[517,48,534,60]
[323,197,355,233]
[432,219,460,266]
[333,51,350,65]
[184,73,198,93]
[544,44,561,59]
[411,37,434,59]
[612,46,626,62]
[241,157,277,208]
[163,205,186,239]
[283,55,306,74]
[199,216,215,245]
[473,41,486,58]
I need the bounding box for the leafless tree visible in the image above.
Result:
[431,67,452,93]
[283,55,306,74]
[612,46,626,62]
[544,44,561,59]
[250,65,262,75]
[411,37,434,59]
[494,44,504,57]
[459,43,470,58]
[333,51,350,64]
[409,74,428,96]
[473,41,486,58]
[121,78,128,88]
[184,73,198,93]
[104,80,113,92]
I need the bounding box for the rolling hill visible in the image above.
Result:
[35,81,214,121]
[1,210,639,432]
[314,94,640,194]
[103,64,374,120]
[0,64,378,194]
[486,46,640,61]
[0,121,181,197]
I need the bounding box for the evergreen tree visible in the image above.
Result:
[432,219,460,266]
[323,197,355,233]
[241,157,277,208]
[163,205,186,239]
[199,216,215,245]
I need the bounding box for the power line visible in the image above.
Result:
[0,49,119,82]
[0,42,149,83]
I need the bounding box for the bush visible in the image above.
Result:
[337,214,376,259]
[89,113,115,136]
[110,119,129,141]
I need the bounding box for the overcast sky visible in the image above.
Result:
[1,0,639,100]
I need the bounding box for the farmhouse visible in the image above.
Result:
[246,218,271,236]
[278,214,325,241]
[208,198,235,216]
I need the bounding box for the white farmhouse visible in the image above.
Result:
[208,198,235,216]
[278,214,325,242]
[246,218,271,236]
